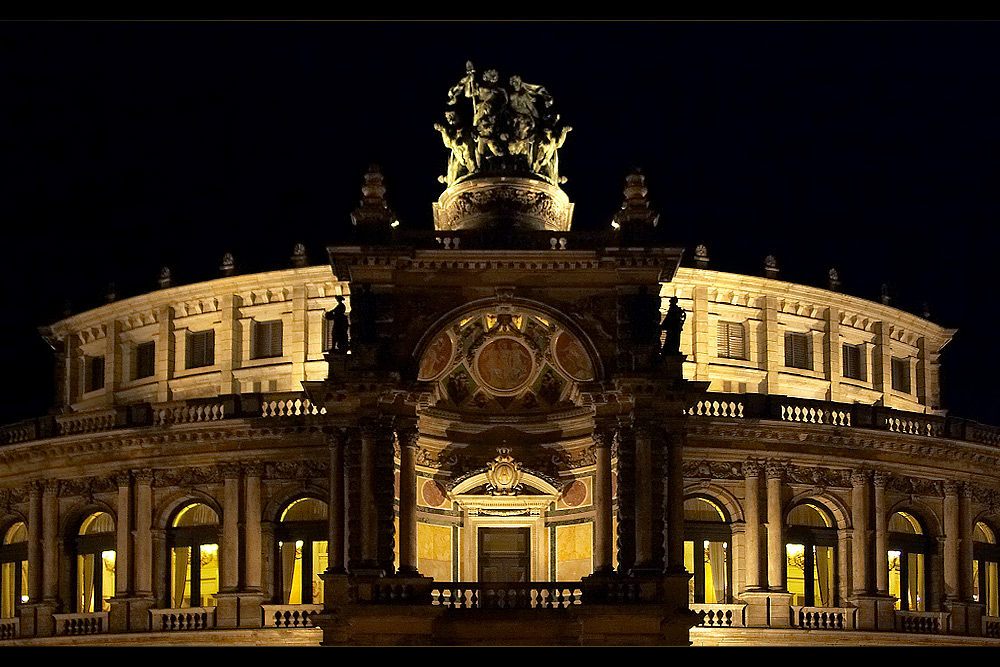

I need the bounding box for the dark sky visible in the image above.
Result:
[0,20,997,425]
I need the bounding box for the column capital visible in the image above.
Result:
[742,459,762,478]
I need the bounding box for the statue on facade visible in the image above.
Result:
[436,62,570,186]
[660,296,686,355]
[328,295,350,353]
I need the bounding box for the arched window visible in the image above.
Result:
[785,503,837,607]
[973,521,999,617]
[75,512,115,613]
[169,503,219,608]
[1,522,27,618]
[888,511,928,611]
[276,498,328,605]
[683,497,731,604]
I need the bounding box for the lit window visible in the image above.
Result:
[785,503,836,607]
[252,320,283,360]
[842,343,865,381]
[85,355,105,392]
[169,503,220,608]
[974,522,999,617]
[186,330,215,370]
[1,522,27,618]
[134,341,155,380]
[891,357,911,394]
[76,512,115,613]
[276,498,329,605]
[784,332,811,370]
[888,511,927,611]
[683,497,731,604]
[717,321,746,360]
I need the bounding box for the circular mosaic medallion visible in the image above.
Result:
[475,337,534,392]
[553,331,595,381]
[561,480,587,507]
[418,332,454,381]
[422,480,447,507]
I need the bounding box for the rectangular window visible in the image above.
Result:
[842,343,865,381]
[186,330,215,369]
[252,320,283,359]
[717,321,746,360]
[891,357,911,393]
[784,332,811,370]
[134,341,156,379]
[85,355,105,392]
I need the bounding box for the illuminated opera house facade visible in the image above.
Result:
[2,66,999,646]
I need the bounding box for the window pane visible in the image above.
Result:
[171,546,192,608]
[816,545,834,607]
[200,544,219,606]
[684,540,695,603]
[787,543,806,605]
[313,540,327,603]
[705,540,727,604]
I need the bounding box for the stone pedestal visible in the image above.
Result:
[741,591,794,628]
[214,590,266,628]
[851,594,896,631]
[109,595,155,633]
[945,600,985,636]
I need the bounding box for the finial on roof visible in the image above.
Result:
[827,268,841,292]
[351,165,398,230]
[764,255,779,279]
[291,243,308,268]
[158,266,173,289]
[694,244,709,268]
[220,253,236,277]
[612,169,659,234]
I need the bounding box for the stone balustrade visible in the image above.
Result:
[151,607,216,631]
[691,603,746,627]
[791,606,856,630]
[430,583,583,609]
[53,611,108,636]
[262,604,322,628]
[895,610,948,634]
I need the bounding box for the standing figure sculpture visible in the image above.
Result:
[660,296,686,355]
[328,295,350,354]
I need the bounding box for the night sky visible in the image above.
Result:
[0,21,997,426]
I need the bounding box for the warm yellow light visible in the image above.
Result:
[611,221,620,229]
[391,220,400,228]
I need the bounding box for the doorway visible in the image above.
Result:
[478,527,530,582]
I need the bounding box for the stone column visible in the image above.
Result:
[664,429,685,573]
[944,481,960,601]
[114,472,133,597]
[359,422,379,568]
[396,427,418,573]
[633,423,655,569]
[328,430,346,575]
[592,427,615,573]
[961,485,975,602]
[109,472,132,633]
[851,471,870,595]
[742,460,762,592]
[21,482,44,636]
[42,481,59,605]
[215,464,242,628]
[873,472,888,595]
[614,420,636,573]
[765,462,785,590]
[245,463,263,591]
[131,470,154,631]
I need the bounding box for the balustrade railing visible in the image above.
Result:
[983,615,1000,638]
[691,603,746,627]
[262,604,322,628]
[151,607,216,631]
[895,610,947,634]
[0,617,19,640]
[430,583,583,609]
[53,611,108,636]
[791,606,855,630]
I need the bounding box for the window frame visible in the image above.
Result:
[85,355,105,393]
[887,512,929,611]
[784,331,811,371]
[167,505,220,609]
[134,340,156,380]
[716,321,747,361]
[785,504,838,608]
[0,523,27,619]
[185,329,216,370]
[252,319,283,360]
[842,343,866,382]
[891,356,911,394]
[683,497,733,605]
[74,513,116,613]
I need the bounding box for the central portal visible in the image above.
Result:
[478,527,530,582]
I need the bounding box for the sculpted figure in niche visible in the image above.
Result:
[661,296,686,355]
